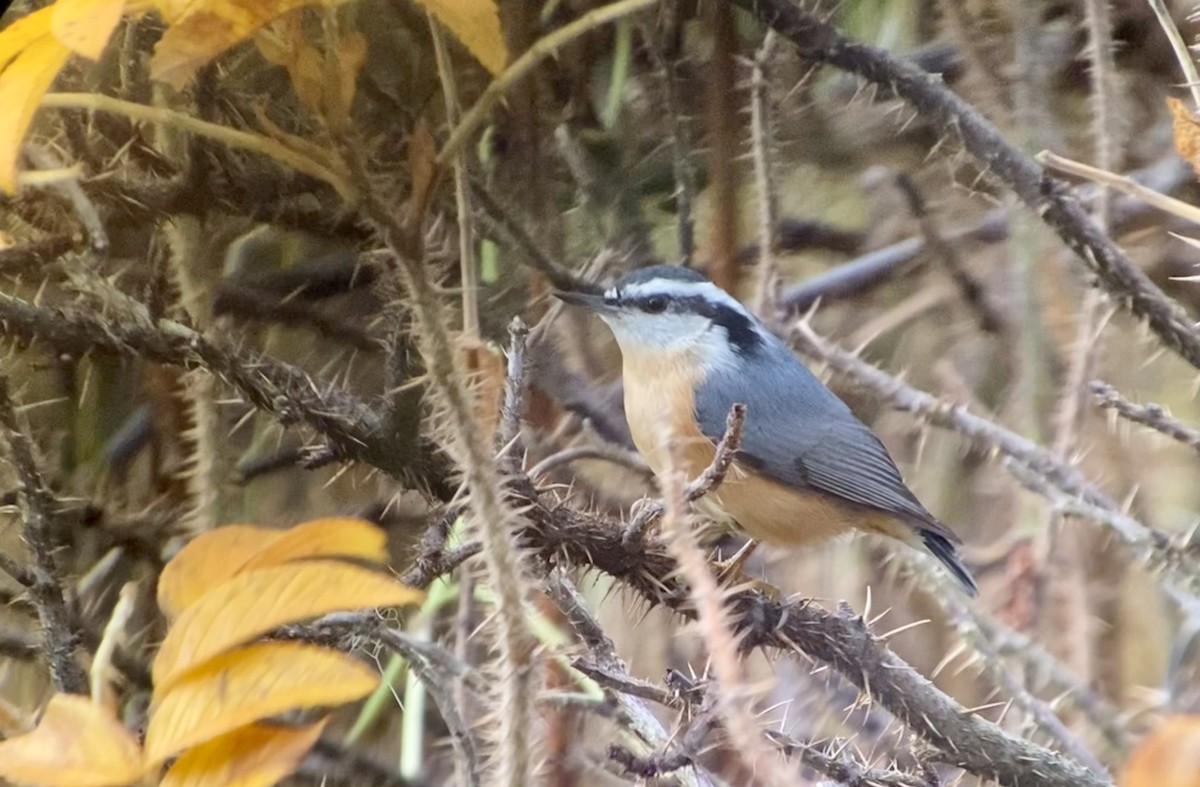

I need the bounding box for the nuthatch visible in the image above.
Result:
[556,265,977,595]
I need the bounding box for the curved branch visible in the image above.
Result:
[731,0,1200,371]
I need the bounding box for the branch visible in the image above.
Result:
[1091,380,1200,455]
[621,403,746,547]
[0,379,88,693]
[732,0,1200,369]
[515,482,1108,787]
[0,289,442,484]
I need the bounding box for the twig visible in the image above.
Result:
[515,485,1109,787]
[0,378,87,693]
[792,322,1197,585]
[643,6,697,265]
[750,30,781,316]
[780,157,1190,312]
[1147,0,1200,109]
[0,290,444,483]
[1037,150,1200,226]
[497,318,528,458]
[730,0,1200,370]
[358,142,541,785]
[528,444,652,482]
[41,93,357,203]
[1091,380,1200,454]
[212,283,379,350]
[655,421,798,786]
[468,178,590,293]
[621,403,746,547]
[438,0,660,165]
[24,146,109,260]
[896,552,1111,775]
[895,173,1004,333]
[542,570,714,787]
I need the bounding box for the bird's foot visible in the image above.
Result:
[622,498,664,549]
[708,541,780,599]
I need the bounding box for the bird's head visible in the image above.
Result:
[555,265,766,368]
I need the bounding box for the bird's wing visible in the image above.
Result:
[694,347,960,543]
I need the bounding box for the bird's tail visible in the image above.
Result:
[921,531,978,596]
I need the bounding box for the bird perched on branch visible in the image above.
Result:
[556,265,977,595]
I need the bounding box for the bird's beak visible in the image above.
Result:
[552,289,616,315]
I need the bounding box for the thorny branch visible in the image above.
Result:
[735,0,1200,371]
[515,482,1108,787]
[1091,380,1200,455]
[621,403,747,547]
[0,379,88,694]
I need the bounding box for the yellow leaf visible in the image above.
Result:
[51,0,124,60]
[160,719,326,787]
[1168,98,1200,179]
[0,693,144,787]
[0,33,71,194]
[146,643,374,765]
[239,517,388,573]
[158,519,389,620]
[153,560,421,694]
[1121,715,1200,787]
[158,524,282,620]
[0,7,54,71]
[149,0,344,89]
[419,0,507,75]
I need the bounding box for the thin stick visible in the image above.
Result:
[41,92,356,202]
[1147,0,1200,109]
[0,378,87,693]
[1037,150,1200,226]
[439,0,659,165]
[1091,380,1200,454]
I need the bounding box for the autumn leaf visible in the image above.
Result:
[146,643,375,765]
[0,12,72,194]
[0,694,144,787]
[1168,97,1200,178]
[51,0,125,60]
[419,0,507,75]
[158,524,283,620]
[1121,715,1200,787]
[149,0,346,89]
[160,720,327,787]
[238,517,388,579]
[158,518,389,620]
[152,560,421,694]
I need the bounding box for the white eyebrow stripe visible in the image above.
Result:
[621,280,749,313]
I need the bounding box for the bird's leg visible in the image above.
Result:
[712,539,759,583]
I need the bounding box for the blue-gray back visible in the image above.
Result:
[694,337,958,542]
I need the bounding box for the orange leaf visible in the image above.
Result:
[160,719,327,787]
[239,517,388,581]
[418,0,507,75]
[152,560,421,695]
[0,693,144,787]
[51,0,124,60]
[1121,715,1200,787]
[0,33,71,194]
[146,643,374,765]
[1168,97,1200,178]
[149,0,345,89]
[158,519,389,620]
[158,524,282,620]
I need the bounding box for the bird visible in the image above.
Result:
[555,265,978,596]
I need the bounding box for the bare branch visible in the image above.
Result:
[1091,380,1200,454]
[732,0,1200,368]
[0,378,87,693]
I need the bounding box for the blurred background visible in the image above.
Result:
[4,0,1200,783]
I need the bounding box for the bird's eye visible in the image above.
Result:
[643,296,668,314]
